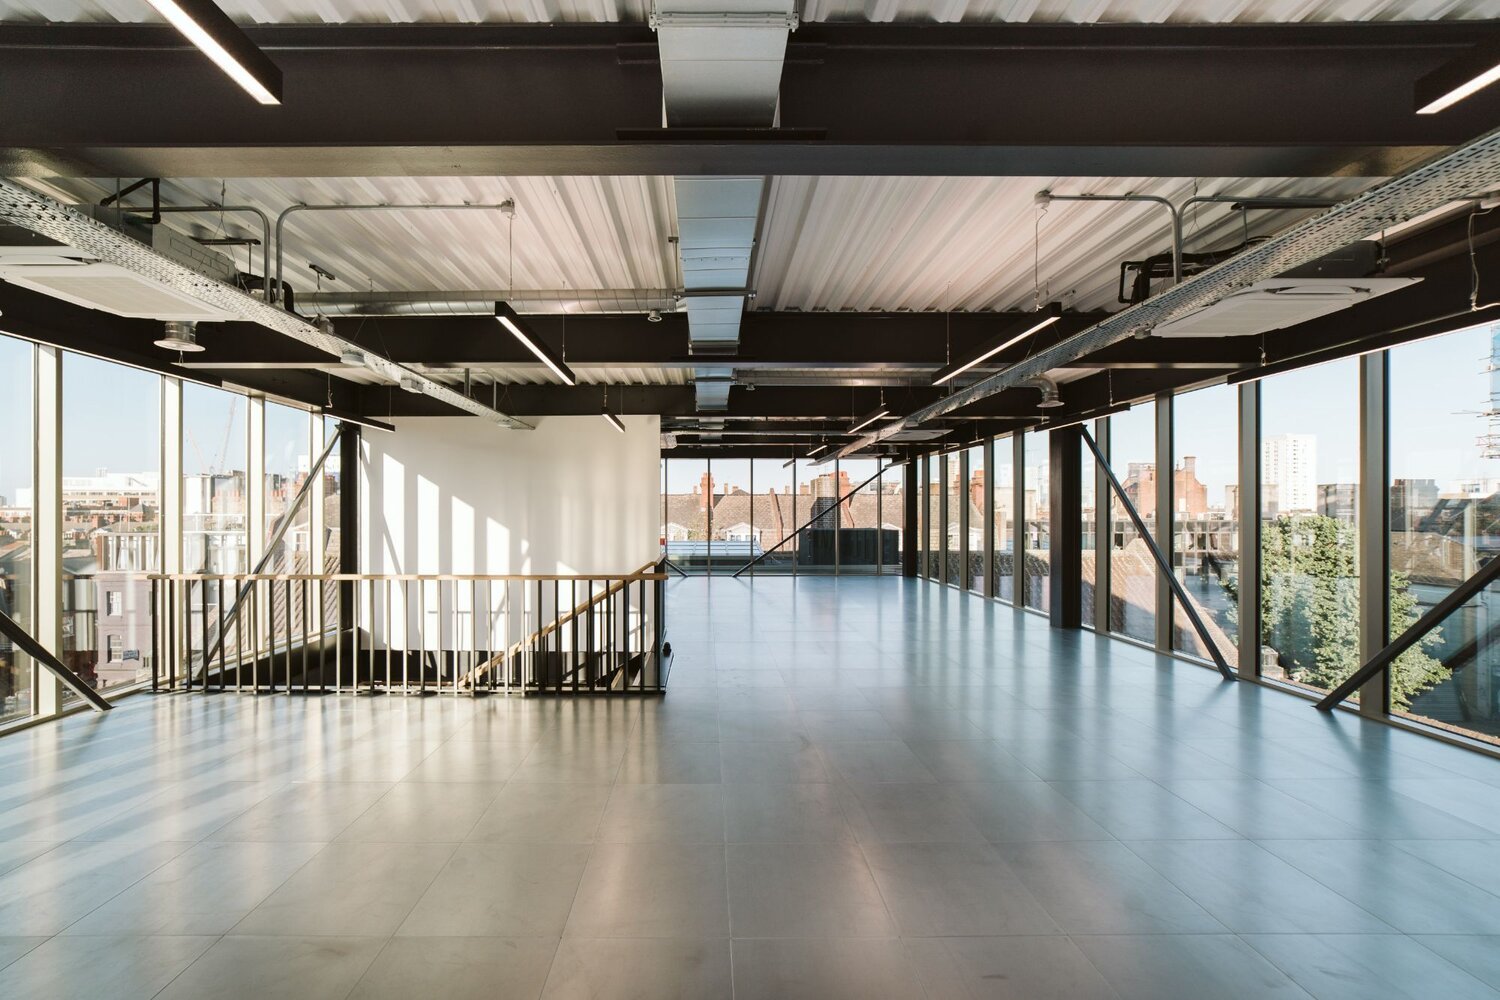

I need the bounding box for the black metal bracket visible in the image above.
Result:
[1081,427,1235,681]
[99,177,161,225]
[0,607,111,713]
[1316,552,1500,710]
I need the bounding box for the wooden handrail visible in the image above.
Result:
[149,570,668,583]
[458,560,659,689]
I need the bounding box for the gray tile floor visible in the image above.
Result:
[3,576,1500,998]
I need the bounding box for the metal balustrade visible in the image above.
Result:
[148,561,670,697]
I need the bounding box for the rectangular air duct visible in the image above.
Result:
[1151,277,1420,338]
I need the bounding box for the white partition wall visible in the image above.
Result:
[359,415,662,577]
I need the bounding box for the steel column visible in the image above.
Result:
[1237,383,1262,680]
[1049,426,1083,629]
[1093,418,1113,633]
[1358,351,1391,716]
[1155,393,1175,652]
[983,437,996,599]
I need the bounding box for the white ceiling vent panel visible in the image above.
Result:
[0,262,241,321]
[1152,277,1420,338]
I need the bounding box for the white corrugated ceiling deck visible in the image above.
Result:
[0,0,1485,22]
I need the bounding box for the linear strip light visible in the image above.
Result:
[847,406,890,434]
[807,443,830,458]
[144,0,283,105]
[496,302,576,386]
[1416,37,1500,114]
[932,304,1064,386]
[603,413,627,434]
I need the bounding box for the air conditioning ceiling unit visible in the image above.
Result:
[1151,277,1420,339]
[0,214,242,322]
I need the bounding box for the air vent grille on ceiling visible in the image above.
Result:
[1151,277,1420,338]
[0,263,241,321]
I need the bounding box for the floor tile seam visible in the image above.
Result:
[143,931,229,1000]
[41,839,200,938]
[1231,930,1429,1000]
[1111,838,1402,935]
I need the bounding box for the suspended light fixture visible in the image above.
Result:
[847,406,890,434]
[495,302,576,386]
[807,443,830,458]
[154,320,205,352]
[602,386,626,434]
[1416,37,1500,114]
[931,303,1063,386]
[143,0,283,105]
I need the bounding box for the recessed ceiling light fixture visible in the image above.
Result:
[495,302,576,386]
[932,303,1063,386]
[1416,36,1500,114]
[144,0,283,105]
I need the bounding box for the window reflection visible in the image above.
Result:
[1173,385,1240,666]
[1109,405,1155,641]
[1023,430,1050,612]
[0,335,33,722]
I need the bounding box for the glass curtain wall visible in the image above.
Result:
[1022,431,1050,612]
[944,452,963,586]
[878,460,903,575]
[265,403,313,574]
[752,457,797,574]
[1389,324,1500,738]
[962,445,983,589]
[796,458,832,572]
[708,459,752,575]
[1172,385,1239,666]
[993,435,1015,602]
[321,416,342,575]
[839,457,883,574]
[0,335,34,723]
[61,353,161,696]
[1259,357,1361,699]
[1081,433,1097,619]
[663,458,710,572]
[926,456,942,579]
[1108,404,1156,642]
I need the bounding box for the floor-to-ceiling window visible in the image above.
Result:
[961,444,983,589]
[1389,322,1500,742]
[663,458,711,573]
[878,459,902,575]
[944,451,963,586]
[838,457,883,575]
[265,403,313,574]
[61,353,161,696]
[708,459,752,575]
[1081,430,1097,620]
[1022,430,1050,612]
[926,456,942,579]
[1108,404,1156,642]
[1259,357,1361,698]
[320,416,342,575]
[0,335,34,723]
[992,435,1014,602]
[751,457,797,575]
[1172,384,1239,666]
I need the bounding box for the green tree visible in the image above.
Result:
[1258,514,1445,710]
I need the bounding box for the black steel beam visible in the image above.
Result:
[1,22,1495,178]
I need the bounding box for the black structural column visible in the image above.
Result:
[338,422,360,636]
[1049,426,1083,629]
[902,460,919,577]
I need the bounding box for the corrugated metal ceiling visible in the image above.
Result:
[0,0,1484,22]
[752,175,1377,314]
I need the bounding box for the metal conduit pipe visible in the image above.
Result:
[273,202,515,307]
[297,289,681,316]
[1036,190,1184,285]
[152,205,272,295]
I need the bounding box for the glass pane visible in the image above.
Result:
[0,335,33,723]
[1022,430,1050,612]
[265,403,313,573]
[944,452,963,586]
[838,457,883,575]
[1259,357,1360,696]
[751,457,797,575]
[1109,404,1156,642]
[797,458,835,574]
[1081,430,1097,620]
[926,456,942,579]
[62,353,160,698]
[993,437,1015,603]
[962,445,983,589]
[321,417,342,574]
[664,458,710,572]
[878,462,903,575]
[1390,321,1500,736]
[708,459,752,574]
[1173,384,1240,666]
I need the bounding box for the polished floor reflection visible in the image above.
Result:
[3,577,1500,998]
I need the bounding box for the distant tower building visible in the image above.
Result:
[1482,323,1500,459]
[1262,434,1317,513]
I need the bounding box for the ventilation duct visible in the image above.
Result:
[1151,277,1420,338]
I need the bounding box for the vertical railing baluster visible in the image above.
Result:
[216,577,227,691]
[150,578,160,692]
